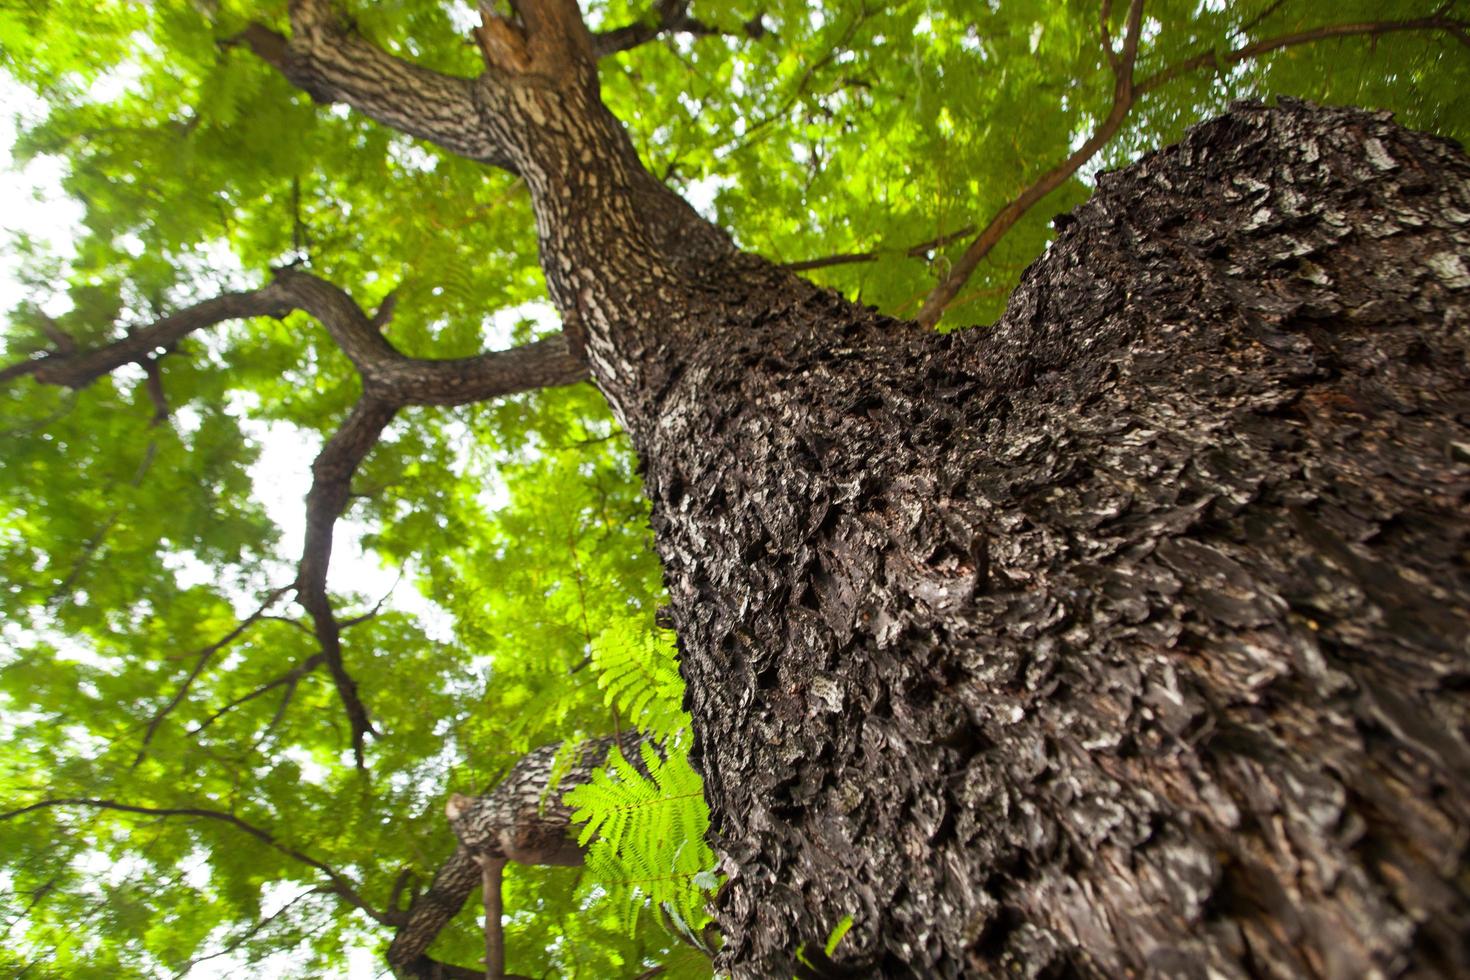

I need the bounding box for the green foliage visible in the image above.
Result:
[568,738,718,942]
[0,0,1465,976]
[825,914,854,956]
[589,620,690,742]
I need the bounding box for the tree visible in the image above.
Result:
[1,0,1468,977]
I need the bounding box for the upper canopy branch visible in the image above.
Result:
[1136,10,1470,95]
[269,270,590,406]
[6,267,590,769]
[0,797,392,926]
[591,0,768,58]
[915,2,1470,327]
[2,286,295,389]
[784,224,977,273]
[226,0,517,170]
[6,268,590,412]
[295,395,397,769]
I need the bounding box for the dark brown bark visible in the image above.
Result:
[608,101,1470,977]
[916,6,1470,328]
[461,44,1470,971]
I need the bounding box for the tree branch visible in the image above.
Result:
[266,269,589,406]
[272,271,581,763]
[294,396,398,770]
[1136,12,1470,95]
[1,286,296,390]
[783,224,977,273]
[173,886,326,977]
[133,586,293,765]
[386,845,484,976]
[917,0,1145,327]
[915,3,1469,328]
[591,0,767,58]
[10,266,589,768]
[9,269,590,411]
[0,798,392,926]
[482,855,507,980]
[188,652,328,736]
[225,0,516,169]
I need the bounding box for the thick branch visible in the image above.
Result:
[389,735,642,976]
[269,270,589,405]
[915,4,1468,327]
[11,269,590,411]
[227,0,515,169]
[370,333,590,406]
[387,846,483,976]
[2,286,295,390]
[0,798,391,925]
[295,396,398,770]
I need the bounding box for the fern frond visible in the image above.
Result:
[566,735,719,939]
[589,623,687,741]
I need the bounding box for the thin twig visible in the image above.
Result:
[188,652,328,735]
[0,798,391,925]
[132,586,292,766]
[783,224,978,272]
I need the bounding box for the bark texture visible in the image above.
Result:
[612,101,1469,977]
[388,733,644,978]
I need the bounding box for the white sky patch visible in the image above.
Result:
[444,0,480,33]
[682,174,732,220]
[484,297,558,350]
[0,81,82,317]
[240,415,454,640]
[388,138,438,173]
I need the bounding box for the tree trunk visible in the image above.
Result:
[382,30,1470,973]
[529,98,1470,977]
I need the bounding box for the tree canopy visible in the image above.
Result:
[1,0,1466,976]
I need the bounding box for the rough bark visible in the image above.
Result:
[614,101,1470,978]
[388,733,645,978]
[506,90,1470,975]
[382,29,1470,969]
